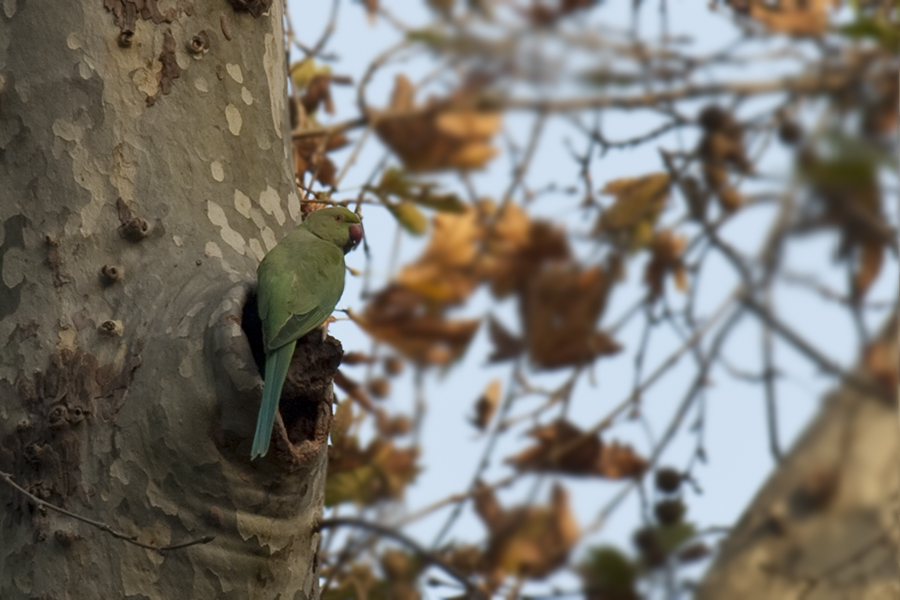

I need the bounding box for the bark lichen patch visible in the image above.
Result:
[146,30,180,107]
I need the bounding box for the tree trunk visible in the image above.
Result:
[696,318,899,600]
[0,2,334,598]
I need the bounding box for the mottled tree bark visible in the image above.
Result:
[0,1,333,598]
[697,319,899,600]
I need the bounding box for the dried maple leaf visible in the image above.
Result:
[521,262,620,369]
[293,133,349,188]
[396,205,484,304]
[506,419,647,478]
[373,74,501,172]
[506,420,600,474]
[349,286,481,365]
[644,228,688,300]
[481,201,571,298]
[476,483,580,587]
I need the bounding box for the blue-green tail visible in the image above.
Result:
[251,341,297,459]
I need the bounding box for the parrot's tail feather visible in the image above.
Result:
[251,341,296,459]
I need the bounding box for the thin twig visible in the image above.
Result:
[0,471,214,555]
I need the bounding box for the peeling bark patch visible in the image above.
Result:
[288,191,300,221]
[194,77,209,93]
[227,0,272,18]
[263,33,285,140]
[225,104,242,136]
[210,161,225,182]
[0,215,26,320]
[44,235,70,287]
[146,30,180,106]
[234,190,252,218]
[207,201,246,255]
[3,0,16,19]
[261,227,276,251]
[205,242,223,258]
[258,186,285,226]
[1,347,142,523]
[225,64,243,84]
[249,238,264,261]
[241,87,253,105]
[103,0,176,39]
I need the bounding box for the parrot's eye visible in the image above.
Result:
[334,215,342,222]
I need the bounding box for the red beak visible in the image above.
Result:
[349,223,364,246]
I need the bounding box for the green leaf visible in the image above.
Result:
[579,545,637,596]
[656,522,695,553]
[838,18,900,49]
[388,202,429,235]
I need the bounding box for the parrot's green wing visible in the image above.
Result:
[257,229,347,353]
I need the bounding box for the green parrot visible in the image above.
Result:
[251,206,364,459]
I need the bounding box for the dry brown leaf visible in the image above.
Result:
[854,240,883,300]
[396,206,483,304]
[481,202,571,298]
[373,75,502,172]
[471,379,502,431]
[644,229,688,300]
[746,0,835,36]
[597,441,649,479]
[506,419,647,478]
[486,315,525,363]
[349,286,481,365]
[302,74,335,115]
[293,133,349,188]
[521,262,620,369]
[477,483,580,587]
[506,420,600,474]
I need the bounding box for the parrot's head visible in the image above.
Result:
[305,206,364,254]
